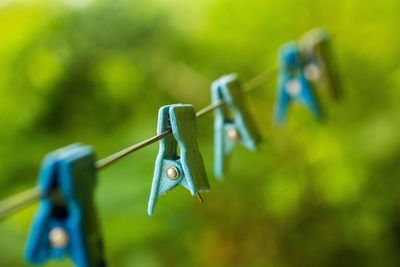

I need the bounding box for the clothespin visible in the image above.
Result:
[300,28,342,100]
[211,74,261,179]
[25,144,106,267]
[274,43,322,124]
[148,104,210,215]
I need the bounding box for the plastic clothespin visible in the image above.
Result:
[274,43,322,124]
[300,28,342,100]
[148,104,210,215]
[25,144,106,267]
[211,74,261,179]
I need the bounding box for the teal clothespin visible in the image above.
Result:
[211,74,261,179]
[25,144,106,267]
[300,28,342,100]
[274,43,322,124]
[148,104,210,215]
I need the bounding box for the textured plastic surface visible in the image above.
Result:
[300,28,342,100]
[25,144,106,267]
[211,74,261,179]
[274,43,322,124]
[148,104,210,215]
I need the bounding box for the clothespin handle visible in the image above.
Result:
[275,43,322,124]
[211,74,261,178]
[25,144,106,267]
[148,104,209,215]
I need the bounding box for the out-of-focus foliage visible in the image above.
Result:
[0,0,399,266]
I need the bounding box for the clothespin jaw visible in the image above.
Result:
[25,144,106,267]
[300,28,342,100]
[211,74,261,179]
[274,42,322,124]
[148,104,210,215]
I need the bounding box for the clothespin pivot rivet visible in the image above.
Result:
[227,128,240,141]
[166,166,180,180]
[304,64,320,81]
[286,80,301,96]
[49,227,69,248]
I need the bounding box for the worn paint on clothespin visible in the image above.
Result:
[25,144,106,267]
[274,42,322,124]
[300,28,342,100]
[148,104,210,215]
[211,74,261,179]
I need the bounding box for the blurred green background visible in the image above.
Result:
[0,0,399,266]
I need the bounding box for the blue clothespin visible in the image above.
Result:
[148,104,210,215]
[25,144,106,267]
[211,74,261,179]
[274,43,322,124]
[300,28,342,100]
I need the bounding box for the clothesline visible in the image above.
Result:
[0,68,277,220]
[0,26,341,267]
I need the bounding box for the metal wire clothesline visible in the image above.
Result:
[0,68,277,220]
